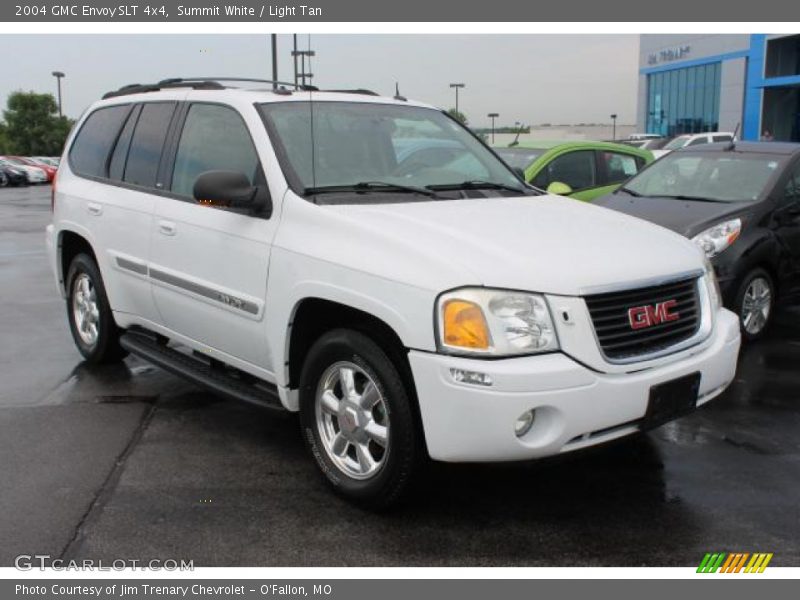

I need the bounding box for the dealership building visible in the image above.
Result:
[637,34,800,142]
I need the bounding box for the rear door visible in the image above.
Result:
[149,99,279,369]
[65,101,178,323]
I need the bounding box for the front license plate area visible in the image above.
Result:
[643,372,702,430]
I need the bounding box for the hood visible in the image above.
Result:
[595,191,754,238]
[330,194,705,296]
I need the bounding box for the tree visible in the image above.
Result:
[2,91,74,156]
[446,108,468,125]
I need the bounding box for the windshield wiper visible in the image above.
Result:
[426,180,526,194]
[617,186,642,197]
[304,181,439,198]
[659,194,727,203]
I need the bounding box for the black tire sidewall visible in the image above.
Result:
[298,329,419,508]
[734,268,774,342]
[66,253,124,363]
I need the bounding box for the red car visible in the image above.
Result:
[5,156,57,182]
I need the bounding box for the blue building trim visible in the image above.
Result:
[743,34,767,141]
[639,50,749,75]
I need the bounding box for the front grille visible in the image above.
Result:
[585,276,702,361]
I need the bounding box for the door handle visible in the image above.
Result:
[87,202,103,216]
[158,220,177,236]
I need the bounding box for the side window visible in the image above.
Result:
[108,105,140,181]
[123,102,176,188]
[712,135,733,143]
[543,150,596,190]
[599,151,642,185]
[68,105,132,178]
[785,164,800,204]
[170,103,260,198]
[687,136,708,147]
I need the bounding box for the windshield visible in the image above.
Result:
[623,152,783,202]
[493,147,545,171]
[663,136,691,151]
[259,101,522,197]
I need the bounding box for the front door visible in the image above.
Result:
[149,101,279,369]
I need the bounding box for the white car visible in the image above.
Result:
[46,80,741,507]
[651,132,736,158]
[0,157,47,183]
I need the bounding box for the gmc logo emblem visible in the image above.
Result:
[628,300,680,330]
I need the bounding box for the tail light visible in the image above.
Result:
[51,170,57,212]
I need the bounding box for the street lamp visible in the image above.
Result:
[610,113,618,141]
[52,71,65,117]
[488,113,499,143]
[449,83,465,116]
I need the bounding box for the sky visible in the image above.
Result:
[0,34,639,128]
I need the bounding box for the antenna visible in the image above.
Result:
[509,123,525,147]
[394,82,406,101]
[725,122,740,151]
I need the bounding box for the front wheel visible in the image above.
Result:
[299,329,422,509]
[734,268,774,342]
[66,253,127,364]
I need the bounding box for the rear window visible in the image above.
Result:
[69,105,132,178]
[123,102,176,188]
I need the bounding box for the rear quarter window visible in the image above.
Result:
[68,105,132,178]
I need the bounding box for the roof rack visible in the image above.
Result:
[102,77,318,100]
[322,89,380,97]
[102,78,391,101]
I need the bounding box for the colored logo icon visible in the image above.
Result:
[697,552,773,573]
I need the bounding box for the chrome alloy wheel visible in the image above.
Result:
[315,361,390,480]
[741,276,772,335]
[72,273,100,347]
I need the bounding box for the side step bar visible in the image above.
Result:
[120,329,284,411]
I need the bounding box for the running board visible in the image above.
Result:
[120,330,284,411]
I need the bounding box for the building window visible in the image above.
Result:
[765,34,800,78]
[646,63,721,136]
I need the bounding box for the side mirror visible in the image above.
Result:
[193,170,271,215]
[546,181,573,196]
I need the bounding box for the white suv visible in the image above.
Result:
[46,79,741,507]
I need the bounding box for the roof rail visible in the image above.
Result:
[322,89,380,97]
[102,76,319,100]
[161,77,318,91]
[102,80,225,99]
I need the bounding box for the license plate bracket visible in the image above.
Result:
[643,372,702,430]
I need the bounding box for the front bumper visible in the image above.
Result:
[409,308,740,462]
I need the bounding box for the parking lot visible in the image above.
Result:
[1,184,799,567]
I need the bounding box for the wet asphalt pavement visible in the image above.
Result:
[1,185,799,567]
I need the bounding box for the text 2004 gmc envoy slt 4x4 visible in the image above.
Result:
[46,79,741,507]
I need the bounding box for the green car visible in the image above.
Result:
[494,140,654,201]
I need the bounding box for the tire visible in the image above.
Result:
[0,173,8,187]
[298,329,422,509]
[65,253,127,364]
[733,267,775,342]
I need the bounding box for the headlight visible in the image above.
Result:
[691,218,741,258]
[704,258,722,311]
[437,288,559,356]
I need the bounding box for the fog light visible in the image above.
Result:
[515,410,535,437]
[449,368,493,386]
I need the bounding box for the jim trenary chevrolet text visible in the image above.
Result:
[46,79,741,507]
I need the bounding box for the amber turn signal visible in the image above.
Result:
[442,300,491,350]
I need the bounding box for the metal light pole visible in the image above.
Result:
[293,34,298,87]
[52,71,65,117]
[271,35,278,90]
[449,83,465,117]
[488,113,499,143]
[610,113,618,141]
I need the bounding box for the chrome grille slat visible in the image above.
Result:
[585,276,701,360]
